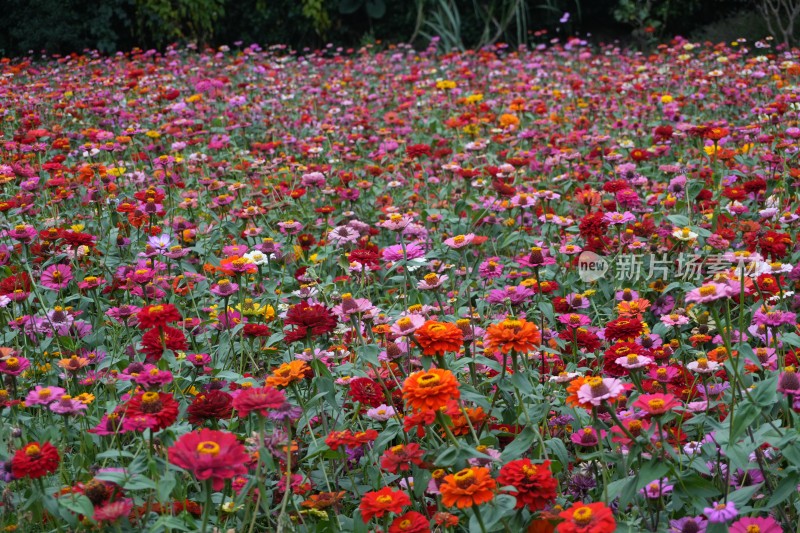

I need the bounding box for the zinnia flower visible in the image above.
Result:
[576,377,627,406]
[557,502,616,533]
[414,321,464,356]
[265,360,311,388]
[633,393,681,416]
[359,487,411,522]
[389,511,430,533]
[123,391,179,431]
[167,428,249,490]
[704,501,738,523]
[137,304,182,329]
[232,386,286,417]
[497,459,557,511]
[439,466,496,508]
[484,318,541,354]
[728,516,782,533]
[187,391,234,425]
[40,264,73,290]
[402,368,460,411]
[11,442,60,479]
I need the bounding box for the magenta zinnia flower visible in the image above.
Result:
[728,516,782,533]
[167,428,249,490]
[40,264,73,290]
[232,386,286,418]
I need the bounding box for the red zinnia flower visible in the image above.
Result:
[632,393,681,416]
[283,301,337,343]
[380,443,425,474]
[11,442,60,479]
[348,377,385,408]
[187,391,234,425]
[359,487,411,522]
[390,511,431,533]
[497,459,557,511]
[232,386,286,418]
[140,326,189,362]
[124,391,180,431]
[137,304,182,329]
[167,429,249,490]
[604,318,645,343]
[557,502,616,533]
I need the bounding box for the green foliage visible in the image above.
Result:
[134,0,225,48]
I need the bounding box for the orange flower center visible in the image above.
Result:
[196,441,220,456]
[626,354,638,365]
[25,444,41,457]
[376,495,394,505]
[656,368,667,378]
[522,465,538,478]
[453,235,465,244]
[697,358,709,369]
[5,358,19,369]
[573,506,593,525]
[38,388,52,398]
[746,525,761,533]
[424,273,439,283]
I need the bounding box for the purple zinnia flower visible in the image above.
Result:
[704,501,738,523]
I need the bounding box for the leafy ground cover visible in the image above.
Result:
[1,37,800,532]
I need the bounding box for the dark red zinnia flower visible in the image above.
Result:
[604,317,645,343]
[283,301,337,343]
[140,325,189,362]
[12,441,60,479]
[187,391,234,425]
[348,377,385,408]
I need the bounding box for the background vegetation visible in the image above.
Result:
[0,0,790,57]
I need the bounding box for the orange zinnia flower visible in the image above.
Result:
[402,368,460,411]
[440,466,496,508]
[265,360,311,388]
[485,318,541,354]
[414,321,464,356]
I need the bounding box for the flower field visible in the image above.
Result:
[2,36,800,532]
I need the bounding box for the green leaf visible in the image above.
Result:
[769,472,800,507]
[58,494,95,519]
[500,426,537,461]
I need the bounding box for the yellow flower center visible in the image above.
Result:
[376,495,394,505]
[453,235,465,244]
[453,468,476,488]
[417,373,441,388]
[699,285,717,297]
[648,399,665,411]
[573,506,593,525]
[196,441,220,456]
[141,392,160,404]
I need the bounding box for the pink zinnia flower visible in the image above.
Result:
[615,353,653,370]
[40,264,73,290]
[558,313,591,328]
[0,356,30,376]
[577,377,626,406]
[390,314,426,336]
[93,498,134,524]
[443,233,475,248]
[685,282,734,304]
[25,385,66,406]
[167,428,249,490]
[660,313,690,327]
[728,516,782,533]
[49,395,88,416]
[633,393,681,416]
[233,387,286,418]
